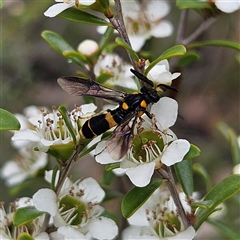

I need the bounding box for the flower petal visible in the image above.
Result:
[44,3,74,17]
[126,162,155,187]
[151,97,178,130]
[78,177,105,203]
[169,226,195,239]
[215,1,240,13]
[33,189,58,216]
[95,141,117,164]
[57,226,86,239]
[151,20,173,38]
[161,139,190,166]
[89,217,118,240]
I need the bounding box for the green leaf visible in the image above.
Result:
[184,144,201,160]
[174,160,193,198]
[13,206,45,226]
[58,105,77,145]
[178,51,200,67]
[216,122,240,165]
[0,0,3,9]
[115,37,139,62]
[0,108,21,130]
[58,8,110,26]
[105,162,121,171]
[176,0,212,9]
[102,169,116,185]
[191,200,214,209]
[17,233,34,240]
[188,40,240,52]
[41,30,84,67]
[145,45,186,75]
[207,219,240,240]
[63,51,88,63]
[195,174,240,229]
[193,163,212,191]
[121,179,165,218]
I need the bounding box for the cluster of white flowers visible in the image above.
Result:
[122,188,196,239]
[0,172,118,239]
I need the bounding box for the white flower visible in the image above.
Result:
[78,39,99,56]
[146,59,181,87]
[11,104,96,157]
[95,97,190,187]
[44,0,96,17]
[32,177,118,239]
[94,53,138,90]
[0,199,49,240]
[0,147,47,187]
[122,0,173,51]
[123,188,196,239]
[214,0,240,13]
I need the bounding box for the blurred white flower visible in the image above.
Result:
[122,0,173,51]
[123,188,196,239]
[94,53,138,90]
[32,177,118,239]
[44,0,96,17]
[214,0,240,13]
[0,147,47,187]
[78,39,99,56]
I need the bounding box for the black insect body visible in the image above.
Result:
[57,69,176,160]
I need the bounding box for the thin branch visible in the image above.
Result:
[107,0,138,71]
[176,9,189,44]
[182,17,216,45]
[157,167,191,229]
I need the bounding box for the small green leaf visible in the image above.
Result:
[102,170,116,185]
[63,51,88,63]
[17,233,34,240]
[176,0,212,9]
[145,45,186,75]
[188,40,240,52]
[193,163,212,191]
[216,122,240,165]
[115,37,139,62]
[41,30,84,67]
[13,206,45,226]
[195,174,240,229]
[191,200,214,209]
[105,162,121,171]
[0,108,21,130]
[207,219,240,240]
[178,51,201,67]
[121,179,165,218]
[58,105,77,145]
[174,160,193,198]
[58,8,110,26]
[184,144,201,160]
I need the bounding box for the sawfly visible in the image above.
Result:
[57,69,177,160]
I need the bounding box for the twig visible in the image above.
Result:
[157,167,191,229]
[176,9,189,44]
[182,17,216,45]
[108,0,138,71]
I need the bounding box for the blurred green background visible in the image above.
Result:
[1,1,239,238]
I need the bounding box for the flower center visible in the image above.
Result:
[146,202,182,237]
[129,130,164,163]
[59,195,88,225]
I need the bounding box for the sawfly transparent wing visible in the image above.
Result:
[57,76,127,103]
